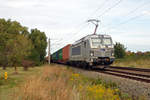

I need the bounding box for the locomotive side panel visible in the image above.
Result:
[70,43,82,61]
[84,39,91,62]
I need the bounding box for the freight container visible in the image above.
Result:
[58,49,63,60]
[51,44,71,64]
[52,52,57,60]
[52,49,62,61]
[62,44,71,63]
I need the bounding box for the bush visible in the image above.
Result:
[114,42,126,58]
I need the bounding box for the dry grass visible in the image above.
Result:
[0,66,42,100]
[11,64,124,100]
[12,65,76,100]
[112,58,150,68]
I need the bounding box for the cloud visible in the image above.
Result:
[2,1,38,8]
[142,11,150,16]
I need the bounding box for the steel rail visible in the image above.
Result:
[106,69,150,78]
[109,66,150,72]
[96,70,150,83]
[64,64,150,83]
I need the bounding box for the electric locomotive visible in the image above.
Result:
[51,19,115,69]
[69,34,115,68]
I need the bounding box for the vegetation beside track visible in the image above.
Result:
[112,53,150,68]
[0,64,134,100]
[0,66,42,100]
[114,42,150,68]
[0,18,47,71]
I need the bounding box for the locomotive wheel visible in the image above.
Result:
[88,65,93,70]
[82,62,87,69]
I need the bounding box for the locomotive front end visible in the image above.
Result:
[89,35,115,66]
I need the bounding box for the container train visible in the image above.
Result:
[51,34,115,69]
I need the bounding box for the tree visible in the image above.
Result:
[27,48,40,65]
[114,42,126,58]
[0,19,29,36]
[6,35,33,72]
[0,18,46,70]
[29,29,47,62]
[0,32,11,70]
[0,19,31,70]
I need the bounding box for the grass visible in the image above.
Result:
[0,66,42,100]
[13,65,75,100]
[11,64,132,100]
[1,64,146,100]
[112,55,150,68]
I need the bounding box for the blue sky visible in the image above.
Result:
[0,0,150,53]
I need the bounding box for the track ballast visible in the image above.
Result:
[92,66,150,83]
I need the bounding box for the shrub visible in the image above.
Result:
[114,42,126,58]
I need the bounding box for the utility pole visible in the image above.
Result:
[48,38,51,64]
[87,19,100,35]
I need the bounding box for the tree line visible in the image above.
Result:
[0,18,47,71]
[114,42,150,59]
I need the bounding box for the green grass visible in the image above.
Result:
[0,66,42,100]
[112,55,150,68]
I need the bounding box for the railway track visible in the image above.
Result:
[67,64,150,83]
[93,66,150,83]
[109,66,150,72]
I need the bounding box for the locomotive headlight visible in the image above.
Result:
[91,52,94,56]
[90,51,94,56]
[101,45,105,48]
[111,52,114,56]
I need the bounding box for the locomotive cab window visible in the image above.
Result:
[103,38,112,45]
[91,38,102,47]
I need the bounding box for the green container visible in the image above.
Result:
[52,49,62,60]
[52,52,57,60]
[58,49,63,60]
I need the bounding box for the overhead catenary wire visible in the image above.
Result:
[115,14,143,26]
[50,0,114,53]
[86,0,110,19]
[102,0,150,30]
[51,0,124,52]
[54,0,119,46]
[63,0,119,44]
[98,0,123,18]
[85,0,123,35]
[123,1,150,17]
[71,23,91,43]
[64,0,111,38]
[102,1,150,32]
[107,15,141,32]
[56,22,89,46]
[63,23,90,45]
[102,15,142,31]
[63,0,113,39]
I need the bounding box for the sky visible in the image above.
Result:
[0,0,150,53]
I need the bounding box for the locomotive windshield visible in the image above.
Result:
[91,37,112,48]
[103,38,112,45]
[91,38,102,47]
